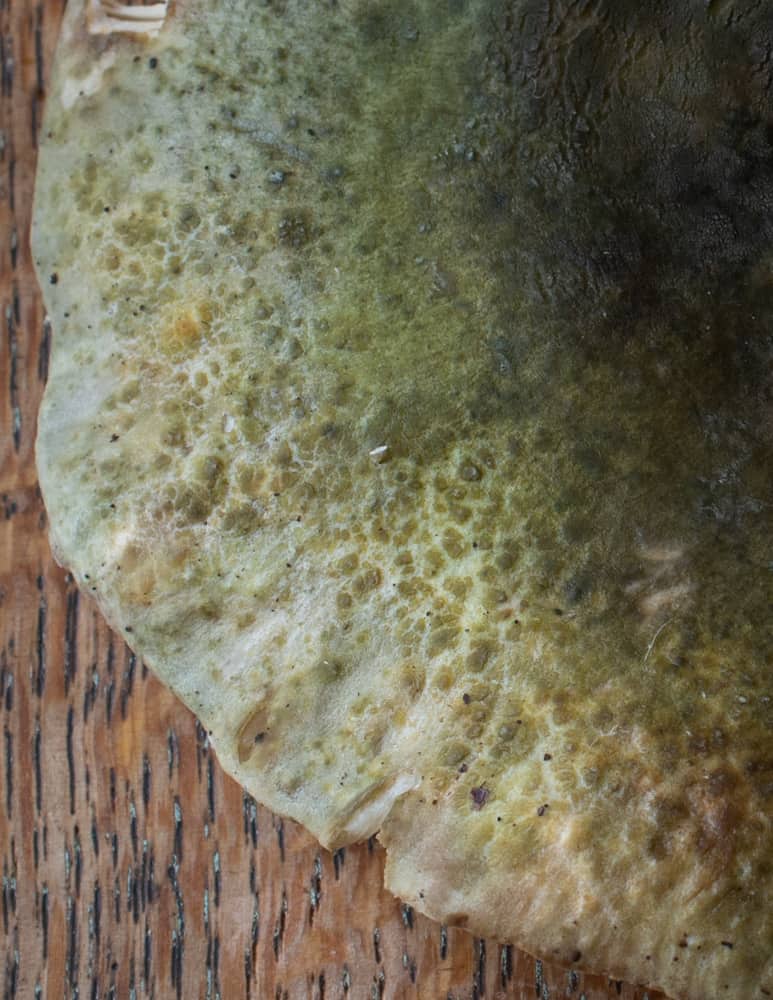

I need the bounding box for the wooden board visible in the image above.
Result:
[0,2,668,997]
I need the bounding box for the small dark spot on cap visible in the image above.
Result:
[462,693,471,705]
[543,752,552,761]
[149,57,158,69]
[571,950,582,963]
[721,941,734,949]
[110,433,119,442]
[470,786,489,810]
[49,273,58,284]
[537,803,549,816]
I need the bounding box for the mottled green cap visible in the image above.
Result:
[33,1,773,997]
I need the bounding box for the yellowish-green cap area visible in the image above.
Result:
[33,2,773,997]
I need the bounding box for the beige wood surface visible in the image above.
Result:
[0,1,667,996]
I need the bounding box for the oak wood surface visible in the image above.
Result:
[0,2,667,996]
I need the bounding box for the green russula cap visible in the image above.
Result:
[33,2,773,996]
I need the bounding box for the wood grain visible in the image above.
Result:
[0,2,668,997]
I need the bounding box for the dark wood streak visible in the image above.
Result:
[33,4,44,96]
[73,825,82,898]
[129,796,138,857]
[141,754,150,809]
[33,719,41,814]
[5,926,19,997]
[243,946,252,997]
[6,150,14,217]
[501,943,514,989]
[63,586,78,694]
[275,818,285,863]
[212,848,220,909]
[173,796,183,861]
[66,892,78,989]
[242,791,258,847]
[92,879,100,949]
[35,588,45,697]
[474,938,487,1000]
[167,727,177,778]
[206,753,215,824]
[144,921,152,987]
[36,317,49,384]
[3,726,11,817]
[272,887,287,959]
[104,676,114,725]
[6,299,20,452]
[66,703,75,814]
[40,883,48,961]
[373,926,382,964]
[119,650,135,720]
[0,882,6,942]
[308,854,321,925]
